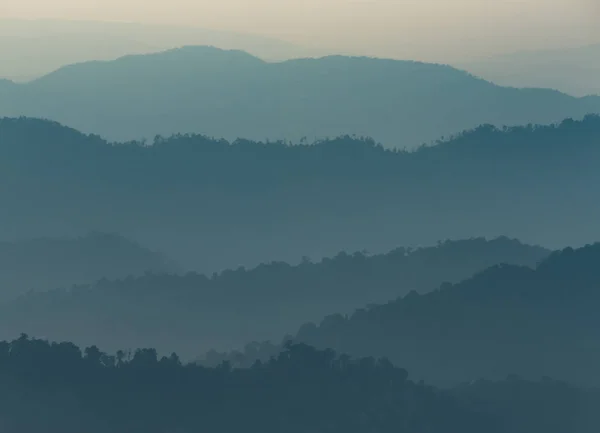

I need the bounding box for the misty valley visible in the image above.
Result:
[1,38,600,433]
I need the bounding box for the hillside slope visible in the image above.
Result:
[5,336,599,433]
[0,19,319,81]
[210,243,600,387]
[1,115,599,270]
[1,46,599,146]
[0,237,547,356]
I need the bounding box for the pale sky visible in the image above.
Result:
[1,0,599,60]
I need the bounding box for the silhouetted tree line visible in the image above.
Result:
[201,243,600,387]
[3,115,599,181]
[0,334,598,433]
[0,237,547,357]
[2,115,600,270]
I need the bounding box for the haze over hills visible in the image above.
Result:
[0,232,179,301]
[0,237,547,356]
[3,19,598,98]
[459,44,600,97]
[0,19,323,81]
[4,4,600,432]
[4,335,598,433]
[1,46,600,146]
[1,115,599,270]
[202,243,600,388]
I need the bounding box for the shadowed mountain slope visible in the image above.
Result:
[4,336,599,433]
[1,115,599,270]
[206,243,600,387]
[0,237,547,357]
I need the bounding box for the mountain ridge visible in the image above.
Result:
[0,237,549,357]
[0,19,323,81]
[2,115,600,270]
[202,242,600,387]
[2,46,599,147]
[30,45,267,87]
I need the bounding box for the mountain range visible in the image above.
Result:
[0,237,546,356]
[0,19,322,81]
[1,46,599,146]
[3,20,600,433]
[1,115,599,270]
[202,243,600,388]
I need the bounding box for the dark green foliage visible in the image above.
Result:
[0,335,597,433]
[1,115,599,271]
[0,237,546,357]
[207,243,600,387]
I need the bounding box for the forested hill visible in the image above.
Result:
[202,243,600,387]
[0,46,599,146]
[0,237,546,357]
[0,115,598,270]
[2,336,598,433]
[0,232,178,301]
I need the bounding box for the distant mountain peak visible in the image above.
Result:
[29,44,267,87]
[5,47,600,147]
[111,45,267,67]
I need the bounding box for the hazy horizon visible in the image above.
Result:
[2,0,600,63]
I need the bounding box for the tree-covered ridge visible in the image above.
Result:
[1,115,599,270]
[202,243,600,387]
[0,335,485,433]
[2,113,599,161]
[0,237,546,357]
[0,232,178,301]
[0,335,597,433]
[1,45,599,147]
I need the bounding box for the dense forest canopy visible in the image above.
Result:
[1,115,599,270]
[201,242,600,387]
[1,46,599,147]
[0,237,547,356]
[0,335,598,433]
